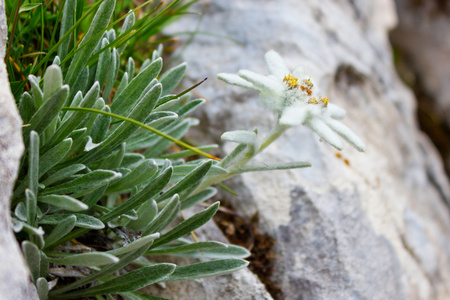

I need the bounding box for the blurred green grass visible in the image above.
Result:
[5,0,198,100]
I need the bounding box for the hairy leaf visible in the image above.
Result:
[149,202,219,248]
[48,252,119,267]
[40,170,121,196]
[163,259,249,282]
[44,215,77,249]
[39,214,104,230]
[38,195,88,211]
[58,264,176,299]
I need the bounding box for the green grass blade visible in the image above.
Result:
[65,0,116,86]
[31,0,104,75]
[110,58,162,116]
[67,0,155,67]
[142,119,192,158]
[159,62,186,96]
[61,107,220,161]
[57,0,77,63]
[159,144,218,160]
[117,11,135,54]
[78,83,162,164]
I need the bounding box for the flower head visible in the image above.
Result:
[218,50,366,152]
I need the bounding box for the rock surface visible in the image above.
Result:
[162,0,450,299]
[0,3,38,299]
[390,0,450,175]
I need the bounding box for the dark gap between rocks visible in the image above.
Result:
[212,199,284,300]
[389,43,450,178]
[389,0,450,179]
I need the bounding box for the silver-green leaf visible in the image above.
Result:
[48,252,119,267]
[58,263,176,299]
[163,259,249,282]
[38,195,88,211]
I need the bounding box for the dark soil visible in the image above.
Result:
[213,200,284,300]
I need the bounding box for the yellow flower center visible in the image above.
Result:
[308,97,318,104]
[308,97,330,107]
[302,77,313,88]
[284,74,330,107]
[283,73,299,89]
[320,97,329,107]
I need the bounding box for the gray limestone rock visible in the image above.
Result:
[147,268,273,300]
[0,2,38,299]
[162,0,450,299]
[390,0,450,174]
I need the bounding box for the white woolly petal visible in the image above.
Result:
[221,130,258,146]
[327,103,347,119]
[217,73,259,91]
[311,83,320,95]
[323,118,367,152]
[305,118,344,150]
[238,70,284,95]
[260,90,286,111]
[279,105,309,126]
[265,50,289,78]
[307,104,323,118]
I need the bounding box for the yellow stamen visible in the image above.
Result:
[283,73,299,89]
[300,85,312,96]
[320,97,330,107]
[308,97,318,104]
[302,77,313,88]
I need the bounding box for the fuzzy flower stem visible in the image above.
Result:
[258,122,288,153]
[193,122,288,194]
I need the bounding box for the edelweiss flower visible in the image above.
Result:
[218,50,366,152]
